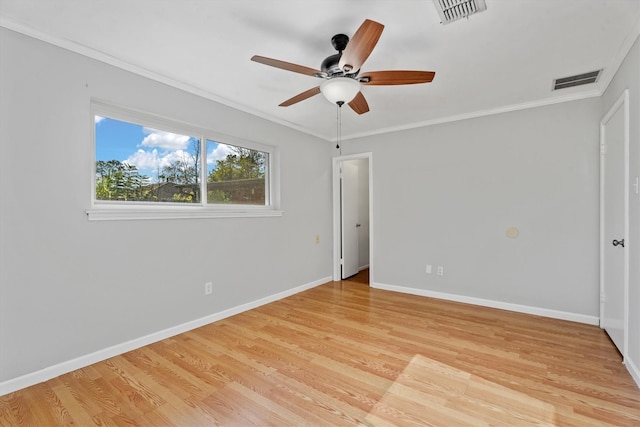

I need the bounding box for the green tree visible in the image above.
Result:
[208,147,265,182]
[158,139,201,185]
[95,160,150,201]
[207,147,265,204]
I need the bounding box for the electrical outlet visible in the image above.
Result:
[205,282,213,295]
[437,266,444,276]
[426,264,432,274]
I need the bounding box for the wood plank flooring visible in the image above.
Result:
[1,270,640,426]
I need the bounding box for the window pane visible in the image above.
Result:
[95,116,201,203]
[206,140,267,205]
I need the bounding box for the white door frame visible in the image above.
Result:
[599,89,629,360]
[333,152,373,283]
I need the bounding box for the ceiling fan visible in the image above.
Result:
[251,19,436,115]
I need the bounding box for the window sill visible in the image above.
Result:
[86,206,283,221]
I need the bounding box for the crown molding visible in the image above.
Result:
[3,14,640,143]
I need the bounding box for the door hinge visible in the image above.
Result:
[340,258,344,265]
[600,144,607,155]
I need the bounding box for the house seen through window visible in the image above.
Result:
[94,115,268,206]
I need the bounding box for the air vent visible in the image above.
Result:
[553,70,602,90]
[432,0,487,24]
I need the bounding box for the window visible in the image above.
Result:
[87,102,280,220]
[205,139,267,206]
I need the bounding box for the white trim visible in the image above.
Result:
[599,14,640,96]
[89,100,281,220]
[626,357,640,389]
[599,89,630,361]
[371,282,600,325]
[332,153,374,283]
[338,17,638,141]
[0,18,328,142]
[86,207,284,221]
[2,17,638,143]
[340,91,601,141]
[0,276,330,397]
[91,99,277,155]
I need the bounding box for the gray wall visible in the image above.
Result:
[603,35,640,376]
[2,24,638,390]
[341,98,602,316]
[0,28,333,383]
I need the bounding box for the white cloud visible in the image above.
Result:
[126,149,161,171]
[141,127,192,150]
[160,150,193,168]
[126,149,195,175]
[95,116,105,124]
[208,143,233,164]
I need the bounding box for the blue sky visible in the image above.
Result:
[95,116,232,181]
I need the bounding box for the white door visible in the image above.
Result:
[600,90,628,357]
[341,160,360,279]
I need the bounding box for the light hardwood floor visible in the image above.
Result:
[1,270,639,426]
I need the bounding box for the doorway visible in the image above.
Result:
[600,89,629,359]
[332,153,372,283]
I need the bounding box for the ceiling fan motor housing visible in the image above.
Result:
[321,34,359,78]
[321,53,343,76]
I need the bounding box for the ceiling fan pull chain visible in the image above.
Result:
[336,102,343,151]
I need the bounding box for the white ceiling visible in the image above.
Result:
[1,0,639,141]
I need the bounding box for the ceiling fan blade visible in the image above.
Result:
[348,91,370,115]
[359,70,436,85]
[279,86,321,107]
[251,55,325,78]
[339,19,384,74]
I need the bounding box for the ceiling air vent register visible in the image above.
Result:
[432,0,487,24]
[553,70,602,90]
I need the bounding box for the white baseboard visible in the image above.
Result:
[0,276,331,397]
[625,357,640,389]
[371,282,600,325]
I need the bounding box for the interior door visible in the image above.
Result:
[341,160,360,279]
[600,91,628,356]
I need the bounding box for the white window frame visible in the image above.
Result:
[86,100,282,221]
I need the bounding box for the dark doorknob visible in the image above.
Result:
[613,239,625,248]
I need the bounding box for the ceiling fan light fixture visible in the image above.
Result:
[320,77,361,105]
